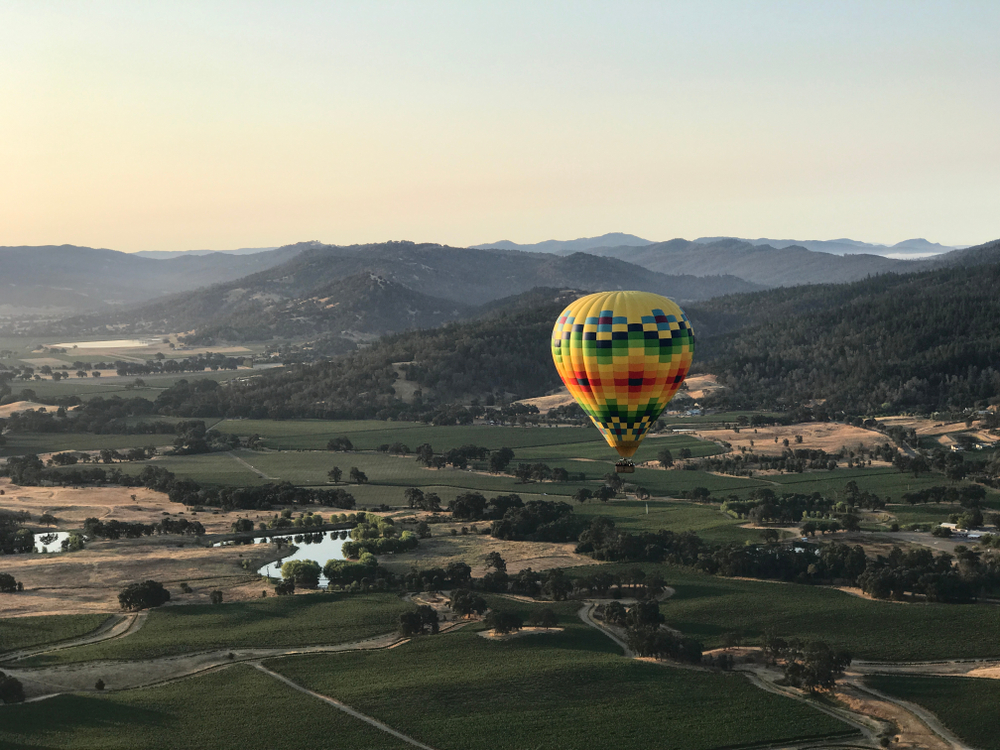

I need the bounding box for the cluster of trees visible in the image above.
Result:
[901,485,986,506]
[323,555,473,592]
[413,443,511,471]
[170,420,243,455]
[603,599,703,664]
[447,492,524,521]
[762,634,852,693]
[398,605,439,636]
[83,516,205,539]
[722,488,842,525]
[489,500,584,543]
[694,448,840,477]
[0,511,33,555]
[574,515,1000,603]
[342,514,419,557]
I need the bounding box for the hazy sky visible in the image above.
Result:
[2,1,998,251]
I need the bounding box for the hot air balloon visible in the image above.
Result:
[551,291,695,473]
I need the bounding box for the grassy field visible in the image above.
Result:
[0,613,110,656]
[574,498,766,543]
[579,564,1000,662]
[0,664,414,750]
[0,432,177,457]
[266,601,855,750]
[17,592,410,666]
[865,675,1000,750]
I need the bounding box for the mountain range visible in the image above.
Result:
[39,242,759,339]
[0,244,304,316]
[472,234,965,258]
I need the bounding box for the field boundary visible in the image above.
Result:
[254,663,440,750]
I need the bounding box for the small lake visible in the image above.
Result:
[215,530,350,587]
[34,531,70,553]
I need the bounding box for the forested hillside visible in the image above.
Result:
[137,245,1000,420]
[691,257,1000,413]
[35,241,759,339]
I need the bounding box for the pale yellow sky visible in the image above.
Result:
[2,1,998,251]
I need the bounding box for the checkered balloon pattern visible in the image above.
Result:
[551,291,695,459]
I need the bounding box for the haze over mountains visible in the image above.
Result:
[39,242,758,339]
[0,244,303,315]
[4,234,996,346]
[473,234,964,257]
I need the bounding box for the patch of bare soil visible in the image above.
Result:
[0,534,282,617]
[695,421,888,457]
[878,416,999,447]
[0,401,59,418]
[514,388,576,414]
[478,627,564,641]
[0,478,256,536]
[837,680,951,750]
[683,374,725,401]
[381,530,598,577]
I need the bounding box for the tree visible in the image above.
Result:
[415,443,435,466]
[657,449,674,468]
[328,466,343,484]
[626,599,664,628]
[489,447,515,473]
[573,488,593,504]
[0,671,25,704]
[0,573,21,593]
[281,559,321,589]
[603,601,627,625]
[449,588,487,617]
[541,568,572,601]
[327,437,354,451]
[231,518,254,534]
[349,467,368,484]
[38,513,58,526]
[210,590,224,604]
[783,641,852,693]
[274,579,295,595]
[484,551,507,574]
[485,609,523,635]
[118,580,171,610]
[405,487,424,508]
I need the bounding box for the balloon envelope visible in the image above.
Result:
[551,291,695,459]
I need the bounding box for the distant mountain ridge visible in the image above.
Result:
[471,232,655,253]
[693,236,963,257]
[0,244,305,315]
[133,246,280,259]
[37,241,760,340]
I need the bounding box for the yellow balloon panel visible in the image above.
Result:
[551,291,695,458]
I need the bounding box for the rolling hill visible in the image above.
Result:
[141,237,1000,420]
[36,241,760,340]
[0,244,306,315]
[561,238,925,287]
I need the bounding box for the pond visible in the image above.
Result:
[215,530,350,587]
[33,531,70,553]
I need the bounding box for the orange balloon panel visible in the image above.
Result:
[551,291,694,458]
